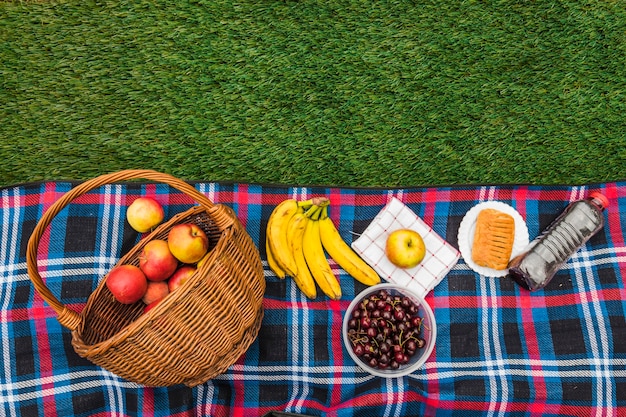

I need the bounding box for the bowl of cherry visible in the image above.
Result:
[342,283,436,378]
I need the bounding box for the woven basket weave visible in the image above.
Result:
[26,170,265,387]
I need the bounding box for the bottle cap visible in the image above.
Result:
[589,192,609,209]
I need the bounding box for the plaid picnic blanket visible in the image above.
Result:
[1,178,625,417]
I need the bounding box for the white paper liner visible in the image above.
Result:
[457,201,529,277]
[351,197,460,298]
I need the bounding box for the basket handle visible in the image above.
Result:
[26,169,226,331]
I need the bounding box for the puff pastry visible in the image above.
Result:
[471,208,515,270]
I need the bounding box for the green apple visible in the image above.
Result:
[167,223,209,263]
[385,229,426,269]
[126,197,164,233]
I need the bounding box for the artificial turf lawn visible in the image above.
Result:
[1,1,625,188]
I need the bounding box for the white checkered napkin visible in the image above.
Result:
[351,197,460,298]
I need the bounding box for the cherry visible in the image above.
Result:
[347,290,428,371]
[367,327,377,339]
[406,339,418,352]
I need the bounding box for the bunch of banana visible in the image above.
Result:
[318,205,380,287]
[266,197,380,299]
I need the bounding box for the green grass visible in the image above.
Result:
[1,0,625,188]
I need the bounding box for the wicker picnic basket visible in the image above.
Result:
[26,170,265,387]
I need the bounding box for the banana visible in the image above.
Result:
[265,234,286,279]
[288,205,318,299]
[303,207,342,300]
[319,206,381,286]
[266,198,311,277]
[284,204,305,261]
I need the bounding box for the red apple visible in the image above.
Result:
[167,223,209,263]
[168,265,197,292]
[142,280,169,305]
[139,239,178,281]
[385,229,426,269]
[106,264,148,304]
[126,197,164,233]
[143,299,162,314]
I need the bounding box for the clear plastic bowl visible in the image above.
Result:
[342,283,436,378]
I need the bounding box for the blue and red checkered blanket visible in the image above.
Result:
[1,178,625,416]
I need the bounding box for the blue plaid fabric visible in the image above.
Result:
[0,179,625,416]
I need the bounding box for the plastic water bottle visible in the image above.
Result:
[507,192,608,291]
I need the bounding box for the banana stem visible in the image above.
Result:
[297,198,315,209]
[304,204,321,218]
[311,196,329,207]
[298,196,329,210]
[309,205,323,221]
[320,205,329,221]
